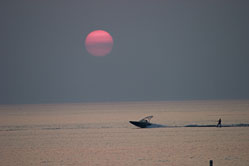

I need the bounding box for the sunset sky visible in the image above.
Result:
[1,0,249,104]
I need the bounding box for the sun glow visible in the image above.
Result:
[85,30,113,56]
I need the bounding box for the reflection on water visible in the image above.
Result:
[0,100,249,166]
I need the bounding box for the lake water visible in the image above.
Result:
[0,100,249,166]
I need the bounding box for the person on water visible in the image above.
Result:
[217,118,222,127]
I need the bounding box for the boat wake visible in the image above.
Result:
[134,123,249,128]
[184,123,249,127]
[147,123,167,128]
[129,116,249,128]
[148,123,249,128]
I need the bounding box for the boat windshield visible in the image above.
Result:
[139,116,153,123]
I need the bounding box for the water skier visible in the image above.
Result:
[216,118,222,127]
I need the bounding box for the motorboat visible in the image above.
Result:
[129,115,153,128]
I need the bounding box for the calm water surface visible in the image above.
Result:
[0,100,249,166]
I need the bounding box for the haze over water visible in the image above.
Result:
[0,100,249,166]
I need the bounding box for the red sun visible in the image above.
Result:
[85,30,114,56]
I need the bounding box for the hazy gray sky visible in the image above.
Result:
[1,0,249,104]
